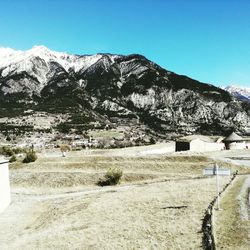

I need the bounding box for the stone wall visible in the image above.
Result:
[202,172,237,250]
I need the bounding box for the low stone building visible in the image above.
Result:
[0,159,11,214]
[223,132,246,150]
[175,135,225,152]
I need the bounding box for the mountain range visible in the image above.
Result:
[0,46,250,135]
[223,85,250,103]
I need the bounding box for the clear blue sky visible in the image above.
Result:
[1,0,250,87]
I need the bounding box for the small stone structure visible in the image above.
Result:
[223,132,246,150]
[175,135,224,152]
[0,159,11,214]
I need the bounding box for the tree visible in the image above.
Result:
[60,144,71,157]
[23,151,37,163]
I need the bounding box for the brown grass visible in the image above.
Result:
[9,149,249,193]
[0,177,232,250]
[214,176,250,249]
[4,147,249,249]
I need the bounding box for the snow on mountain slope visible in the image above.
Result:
[0,46,104,84]
[0,47,23,67]
[223,85,250,102]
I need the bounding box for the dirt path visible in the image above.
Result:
[0,176,232,250]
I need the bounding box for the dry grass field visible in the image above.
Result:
[0,146,250,249]
[214,176,250,250]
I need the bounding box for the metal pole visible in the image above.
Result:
[215,163,220,210]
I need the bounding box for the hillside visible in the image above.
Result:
[0,46,250,135]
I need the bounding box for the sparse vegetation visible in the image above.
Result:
[9,155,17,163]
[6,135,11,141]
[23,150,37,163]
[0,146,27,157]
[150,137,156,144]
[13,147,26,154]
[98,168,123,186]
[0,123,34,133]
[89,130,123,139]
[0,146,14,156]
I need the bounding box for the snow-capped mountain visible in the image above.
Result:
[0,46,250,135]
[0,45,104,71]
[0,46,107,92]
[223,85,250,103]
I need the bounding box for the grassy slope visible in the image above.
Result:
[3,148,250,249]
[9,149,250,193]
[9,152,212,191]
[0,176,232,249]
[214,176,250,249]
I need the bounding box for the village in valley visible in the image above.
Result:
[0,116,250,249]
[0,110,250,153]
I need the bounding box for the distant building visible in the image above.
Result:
[223,132,246,150]
[175,135,225,152]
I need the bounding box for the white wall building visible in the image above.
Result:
[223,132,246,150]
[175,135,225,152]
[0,160,11,214]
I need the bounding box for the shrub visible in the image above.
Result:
[9,155,17,163]
[97,168,123,186]
[6,135,11,141]
[23,151,37,163]
[150,137,156,144]
[12,147,26,154]
[0,146,14,156]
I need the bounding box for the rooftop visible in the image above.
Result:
[176,135,214,143]
[223,132,244,142]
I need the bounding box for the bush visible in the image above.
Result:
[0,146,14,156]
[12,147,26,154]
[97,168,123,186]
[150,137,156,144]
[6,135,11,141]
[23,151,37,163]
[9,155,17,163]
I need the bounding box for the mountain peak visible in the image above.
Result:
[30,45,51,53]
[223,85,250,102]
[224,84,250,91]
[27,45,59,61]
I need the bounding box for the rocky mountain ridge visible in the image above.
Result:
[0,46,250,135]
